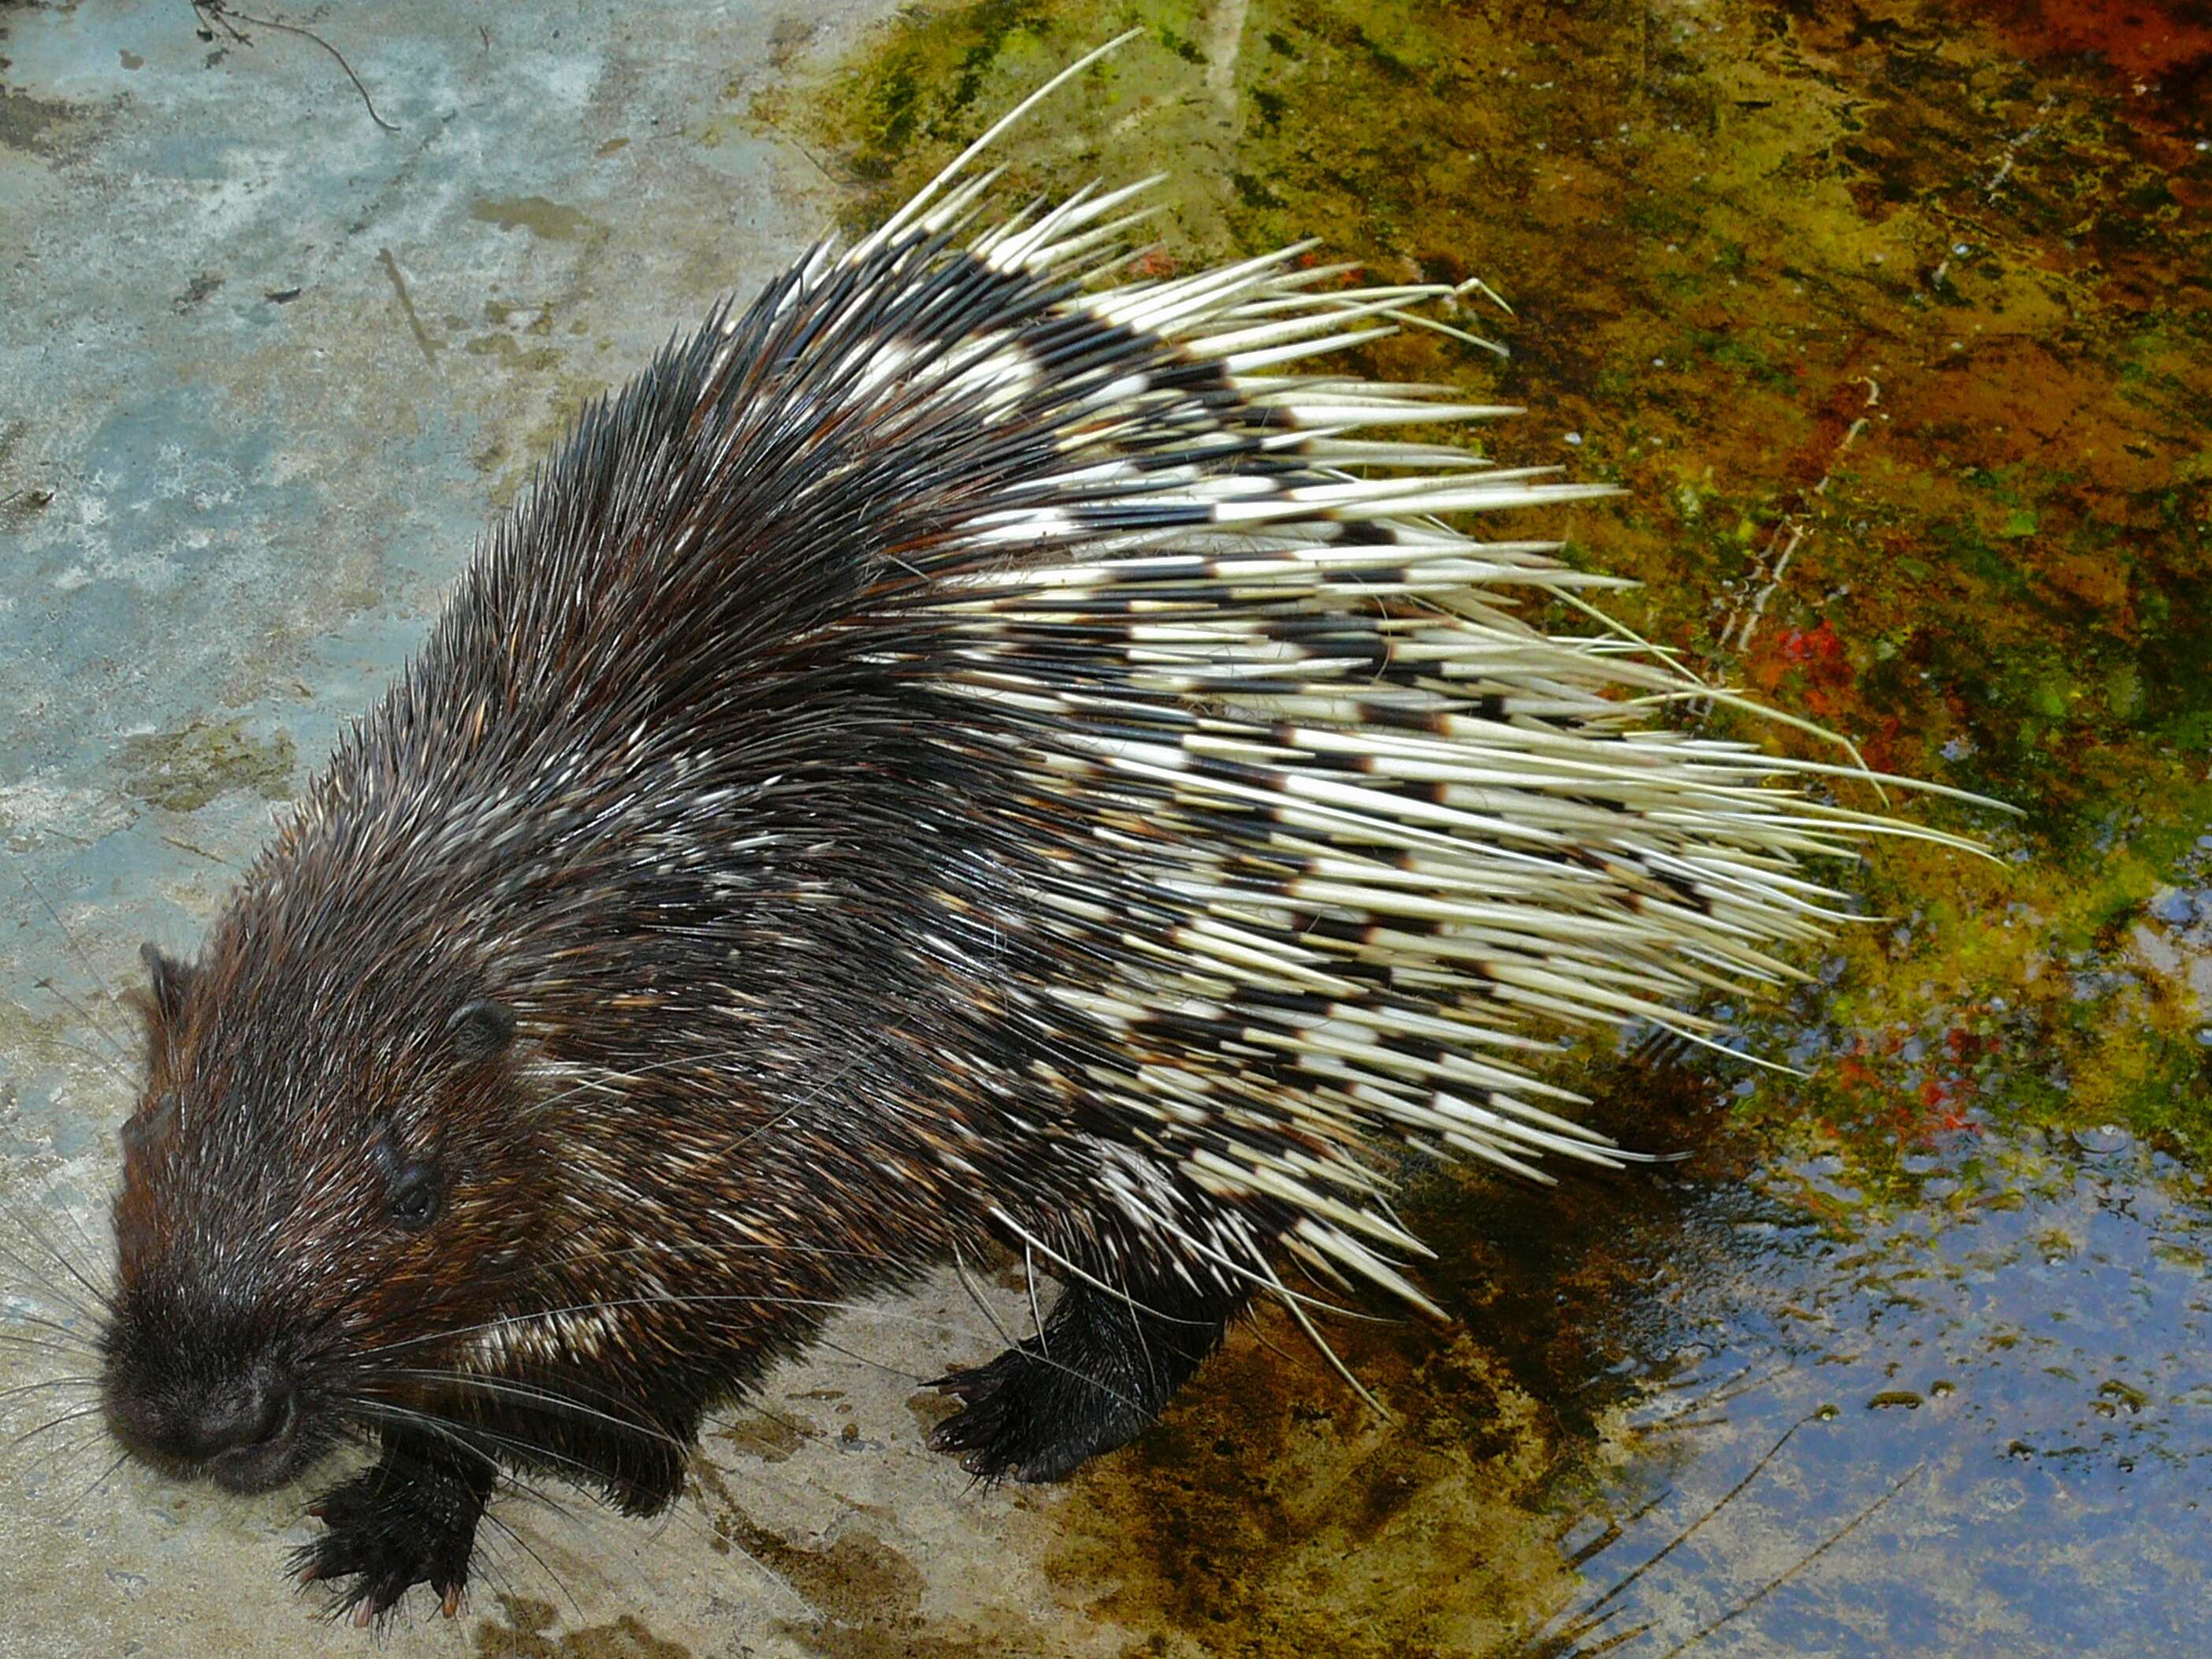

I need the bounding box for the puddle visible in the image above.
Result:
[1528,1125,2211,1655]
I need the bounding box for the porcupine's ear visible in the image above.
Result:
[444,999,517,1061]
[137,943,195,1033]
[128,943,198,1085]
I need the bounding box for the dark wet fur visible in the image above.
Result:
[97,236,1315,1620]
[931,1274,1247,1483]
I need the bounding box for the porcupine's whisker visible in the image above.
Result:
[378,1369,687,1451]
[334,1144,920,1298]
[342,1398,771,1590]
[17,1006,135,1089]
[341,1268,913,1363]
[0,1222,112,1326]
[437,1236,917,1297]
[17,874,132,1063]
[351,1294,939,1414]
[373,1292,1150,1419]
[58,1448,133,1520]
[336,1399,629,1543]
[313,1410,670,1619]
[474,1505,583,1629]
[362,1290,1069,1363]
[349,1336,694,1441]
[0,1331,99,1366]
[33,1229,113,1322]
[336,1238,923,1353]
[345,1398,609,1517]
[0,1299,102,1350]
[0,1374,99,1406]
[12,1423,109,1492]
[804,1333,932,1386]
[0,1385,105,1479]
[311,1204,907,1403]
[10,1400,107,1450]
[51,1194,114,1279]
[326,1398,513,1482]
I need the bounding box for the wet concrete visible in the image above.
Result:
[0,2,1122,1655]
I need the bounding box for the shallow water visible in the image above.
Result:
[1545,1126,2210,1655]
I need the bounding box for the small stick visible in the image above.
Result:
[188,0,400,135]
[159,834,232,865]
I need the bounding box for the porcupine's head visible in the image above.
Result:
[99,903,545,1495]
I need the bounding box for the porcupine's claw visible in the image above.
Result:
[292,1431,492,1625]
[929,1276,1246,1482]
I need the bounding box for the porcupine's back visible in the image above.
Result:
[250,149,1968,1344]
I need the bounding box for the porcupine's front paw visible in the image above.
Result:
[929,1278,1239,1482]
[293,1437,493,1625]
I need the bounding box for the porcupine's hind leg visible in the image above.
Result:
[929,1269,1251,1482]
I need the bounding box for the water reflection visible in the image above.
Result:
[1545,1128,2210,1656]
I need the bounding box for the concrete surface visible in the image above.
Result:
[0,3,1118,1653]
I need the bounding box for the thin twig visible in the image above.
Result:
[189,0,399,134]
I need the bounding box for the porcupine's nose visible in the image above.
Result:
[106,1359,303,1491]
[188,1374,296,1464]
[102,1284,315,1490]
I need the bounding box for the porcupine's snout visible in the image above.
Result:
[102,1298,312,1493]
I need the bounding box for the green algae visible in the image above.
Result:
[469,196,601,243]
[473,1596,693,1657]
[116,717,296,813]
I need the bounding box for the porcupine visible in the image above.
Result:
[96,41,1980,1624]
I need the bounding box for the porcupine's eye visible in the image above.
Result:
[386,1160,442,1229]
[375,1129,443,1229]
[444,999,516,1060]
